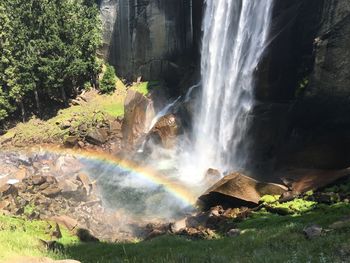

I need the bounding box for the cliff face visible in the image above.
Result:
[99,0,193,87]
[250,0,350,178]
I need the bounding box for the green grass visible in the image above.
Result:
[0,215,79,262]
[2,203,350,262]
[131,81,160,96]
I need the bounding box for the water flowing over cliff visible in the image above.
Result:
[181,0,274,181]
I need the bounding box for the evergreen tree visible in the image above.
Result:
[100,64,117,94]
[0,0,102,123]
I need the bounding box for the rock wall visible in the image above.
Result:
[249,0,350,179]
[99,0,194,86]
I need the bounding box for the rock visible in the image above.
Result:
[64,136,79,147]
[122,90,155,149]
[145,230,166,240]
[76,173,92,196]
[39,239,64,252]
[329,217,350,230]
[198,172,288,209]
[42,186,62,197]
[204,168,222,186]
[0,184,18,198]
[86,128,108,145]
[0,200,10,210]
[50,215,78,231]
[59,121,71,130]
[227,229,241,237]
[303,225,323,239]
[52,223,62,239]
[100,0,193,81]
[170,218,187,233]
[280,168,350,194]
[32,175,47,185]
[76,228,99,243]
[146,114,179,149]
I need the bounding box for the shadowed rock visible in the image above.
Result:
[199,172,288,210]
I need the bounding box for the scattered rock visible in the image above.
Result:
[0,184,18,198]
[86,128,108,145]
[59,121,72,130]
[329,217,350,230]
[64,136,79,147]
[50,215,78,232]
[76,228,99,243]
[42,186,62,197]
[303,225,323,239]
[52,223,62,239]
[227,229,241,237]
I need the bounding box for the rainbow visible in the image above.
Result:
[26,145,197,206]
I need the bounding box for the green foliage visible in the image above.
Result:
[100,64,117,94]
[0,0,102,122]
[259,195,317,215]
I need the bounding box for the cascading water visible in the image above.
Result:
[181,0,274,182]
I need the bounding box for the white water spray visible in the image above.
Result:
[181,0,274,182]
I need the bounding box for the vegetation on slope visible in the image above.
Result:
[1,202,350,263]
[0,0,101,122]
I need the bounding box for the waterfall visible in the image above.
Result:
[181,0,274,182]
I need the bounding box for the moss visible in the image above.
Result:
[259,195,280,204]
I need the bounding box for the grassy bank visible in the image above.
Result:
[1,203,349,263]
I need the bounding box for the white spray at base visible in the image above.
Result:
[179,0,274,184]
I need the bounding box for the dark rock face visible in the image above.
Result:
[100,0,193,86]
[248,0,350,178]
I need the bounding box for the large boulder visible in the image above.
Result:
[198,173,288,210]
[280,168,350,193]
[146,114,179,149]
[122,90,155,149]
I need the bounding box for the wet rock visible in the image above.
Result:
[199,172,288,210]
[204,168,222,186]
[227,229,241,237]
[86,128,108,145]
[303,225,323,239]
[147,114,179,149]
[76,173,92,196]
[122,90,155,149]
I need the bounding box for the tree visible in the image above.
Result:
[100,64,117,94]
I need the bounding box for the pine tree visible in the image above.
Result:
[100,64,117,94]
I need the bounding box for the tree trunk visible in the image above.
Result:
[60,86,68,106]
[19,100,26,122]
[34,88,41,118]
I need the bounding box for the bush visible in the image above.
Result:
[99,64,116,94]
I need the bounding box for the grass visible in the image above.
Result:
[131,81,160,96]
[1,203,350,262]
[0,214,79,262]
[1,88,126,146]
